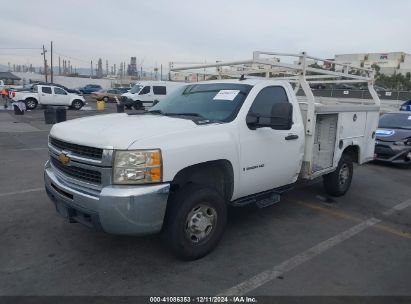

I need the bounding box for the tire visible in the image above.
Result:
[163,184,227,260]
[133,100,143,110]
[103,96,109,102]
[125,105,132,110]
[25,98,38,110]
[71,99,83,110]
[323,154,353,197]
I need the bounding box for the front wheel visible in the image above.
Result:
[103,96,109,102]
[163,184,227,260]
[133,100,143,110]
[25,98,38,110]
[323,154,353,197]
[71,99,83,110]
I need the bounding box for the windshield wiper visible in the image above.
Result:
[164,112,204,118]
[148,110,165,115]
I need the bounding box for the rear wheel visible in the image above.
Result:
[164,184,227,260]
[25,98,38,110]
[71,99,83,110]
[323,154,353,196]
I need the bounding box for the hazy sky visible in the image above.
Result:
[1,0,411,70]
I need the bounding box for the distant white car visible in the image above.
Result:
[121,81,184,109]
[0,80,23,91]
[10,84,86,110]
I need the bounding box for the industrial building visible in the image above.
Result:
[334,52,411,75]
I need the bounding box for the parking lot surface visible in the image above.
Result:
[0,104,410,296]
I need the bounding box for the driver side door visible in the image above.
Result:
[238,85,304,197]
[53,87,70,105]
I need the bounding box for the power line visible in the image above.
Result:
[53,51,89,64]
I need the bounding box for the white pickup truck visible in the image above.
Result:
[10,84,86,110]
[44,52,380,260]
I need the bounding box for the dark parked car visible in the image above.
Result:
[400,100,411,111]
[310,84,326,90]
[333,83,355,90]
[374,112,411,165]
[78,84,103,94]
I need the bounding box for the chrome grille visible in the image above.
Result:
[51,157,102,184]
[50,137,103,159]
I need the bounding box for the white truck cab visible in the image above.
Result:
[10,84,86,110]
[44,51,380,260]
[121,81,184,109]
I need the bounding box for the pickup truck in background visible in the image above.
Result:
[10,84,86,110]
[44,51,380,260]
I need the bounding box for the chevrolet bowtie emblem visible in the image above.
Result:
[58,153,70,165]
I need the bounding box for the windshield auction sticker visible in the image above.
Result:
[213,90,240,101]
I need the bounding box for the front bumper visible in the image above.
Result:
[374,144,411,164]
[44,161,170,235]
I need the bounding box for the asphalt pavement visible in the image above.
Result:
[0,105,410,296]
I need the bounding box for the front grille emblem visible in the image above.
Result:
[58,153,70,165]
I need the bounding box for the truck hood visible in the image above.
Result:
[50,113,198,149]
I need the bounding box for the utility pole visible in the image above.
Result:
[58,56,61,75]
[42,45,48,82]
[160,64,162,81]
[50,41,53,82]
[90,60,93,77]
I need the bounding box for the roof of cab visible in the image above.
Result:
[189,78,290,86]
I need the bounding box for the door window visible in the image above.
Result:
[248,86,289,125]
[139,86,151,95]
[54,87,67,95]
[153,86,166,95]
[42,86,52,94]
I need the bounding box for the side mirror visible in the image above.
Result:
[270,103,293,130]
[246,114,259,130]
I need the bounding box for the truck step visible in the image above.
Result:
[256,194,281,208]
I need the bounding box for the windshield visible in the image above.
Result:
[149,83,252,122]
[130,85,143,94]
[379,113,411,129]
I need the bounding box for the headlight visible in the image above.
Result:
[113,150,162,184]
[394,139,411,146]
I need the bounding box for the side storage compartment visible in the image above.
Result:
[312,114,338,172]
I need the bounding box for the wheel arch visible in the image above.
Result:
[342,145,360,163]
[25,96,38,103]
[170,159,234,203]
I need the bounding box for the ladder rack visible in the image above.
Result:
[169,51,381,136]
